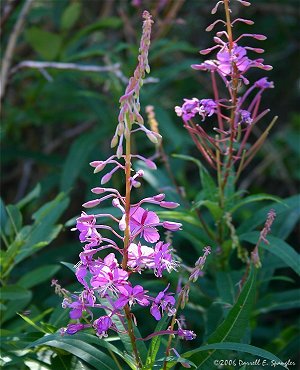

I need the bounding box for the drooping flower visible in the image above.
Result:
[175,98,200,121]
[239,110,253,125]
[177,328,197,341]
[153,241,178,277]
[150,284,176,320]
[93,316,113,338]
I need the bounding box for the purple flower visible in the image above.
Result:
[175,98,200,121]
[254,77,274,89]
[65,323,85,335]
[153,242,178,277]
[239,109,253,125]
[127,242,154,269]
[115,285,150,308]
[120,206,161,243]
[93,316,113,338]
[217,45,250,75]
[150,284,176,320]
[177,328,196,340]
[75,212,101,246]
[91,266,129,296]
[199,99,217,120]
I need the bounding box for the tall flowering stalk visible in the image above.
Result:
[58,11,197,369]
[175,0,276,203]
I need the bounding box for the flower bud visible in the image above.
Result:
[116,145,123,159]
[82,199,101,208]
[94,162,106,173]
[153,193,165,201]
[160,201,180,209]
[101,172,112,185]
[91,187,105,194]
[162,221,182,231]
[145,159,157,169]
[90,161,102,168]
[146,131,159,144]
[111,135,118,148]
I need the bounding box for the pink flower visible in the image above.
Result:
[114,285,150,308]
[91,266,129,296]
[93,316,113,338]
[150,284,176,320]
[120,206,161,243]
[127,242,155,269]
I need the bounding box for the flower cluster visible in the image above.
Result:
[175,0,275,175]
[59,11,196,347]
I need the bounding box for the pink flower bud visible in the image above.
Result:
[101,172,112,185]
[146,131,159,144]
[153,193,165,201]
[162,221,182,231]
[111,135,118,148]
[145,159,157,169]
[90,161,102,168]
[116,145,123,159]
[91,187,105,194]
[160,201,180,209]
[112,198,120,207]
[253,34,267,40]
[82,199,101,208]
[94,162,106,173]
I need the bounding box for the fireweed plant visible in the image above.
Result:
[175,0,275,190]
[55,11,207,369]
[175,0,277,261]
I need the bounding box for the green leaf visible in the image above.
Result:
[230,194,283,214]
[17,313,48,334]
[15,193,69,264]
[256,289,300,314]
[174,154,217,201]
[0,198,7,230]
[0,285,32,301]
[216,271,236,306]
[61,3,81,30]
[192,200,222,221]
[240,232,300,276]
[237,194,299,235]
[26,27,62,60]
[144,315,169,370]
[28,333,122,370]
[60,132,100,192]
[17,265,61,289]
[183,342,288,369]
[186,266,257,368]
[5,204,22,235]
[16,183,41,209]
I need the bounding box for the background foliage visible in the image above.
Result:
[1,0,299,369]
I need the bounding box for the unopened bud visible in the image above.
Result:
[82,199,101,208]
[91,187,105,194]
[101,172,112,185]
[94,162,106,173]
[90,161,102,168]
[162,221,182,231]
[111,135,118,148]
[116,145,123,159]
[160,201,180,209]
[153,193,165,201]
